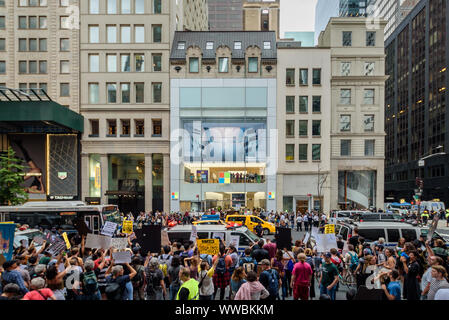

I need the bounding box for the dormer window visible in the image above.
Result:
[206,41,213,50]
[177,41,185,50]
[263,41,271,50]
[234,41,242,50]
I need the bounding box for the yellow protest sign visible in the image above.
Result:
[122,219,133,234]
[62,232,71,250]
[197,239,220,256]
[325,224,335,234]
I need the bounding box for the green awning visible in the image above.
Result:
[0,101,84,133]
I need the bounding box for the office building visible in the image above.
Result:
[340,0,368,17]
[208,0,243,31]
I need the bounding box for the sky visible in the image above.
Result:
[280,0,318,37]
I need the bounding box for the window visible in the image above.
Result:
[135,83,144,103]
[341,62,351,76]
[299,144,307,161]
[29,16,37,29]
[19,61,27,73]
[263,41,271,49]
[206,41,214,50]
[121,54,130,72]
[401,229,417,242]
[153,0,161,13]
[152,54,161,71]
[135,120,144,136]
[107,0,117,13]
[39,60,47,73]
[0,16,4,29]
[29,39,37,51]
[89,83,99,104]
[387,229,400,243]
[299,120,308,136]
[19,0,27,5]
[286,96,295,113]
[189,57,199,73]
[29,0,37,5]
[135,0,144,13]
[366,31,376,46]
[135,26,145,43]
[342,31,352,46]
[60,0,69,6]
[152,83,161,103]
[299,69,308,85]
[60,16,69,29]
[19,16,27,29]
[152,119,162,136]
[107,83,117,103]
[121,119,130,136]
[121,83,130,103]
[312,68,321,85]
[218,57,228,73]
[364,89,375,104]
[60,83,70,97]
[89,54,99,72]
[60,38,70,51]
[60,60,69,73]
[39,16,47,29]
[358,229,385,242]
[365,62,375,76]
[121,0,131,13]
[286,120,294,137]
[107,120,117,136]
[39,38,47,51]
[340,89,351,104]
[341,140,351,156]
[365,140,375,156]
[286,69,295,85]
[107,54,117,72]
[107,26,117,43]
[312,144,321,161]
[39,83,48,94]
[90,120,99,137]
[0,61,5,74]
[234,41,242,50]
[89,26,99,43]
[248,57,258,73]
[121,25,131,43]
[29,83,37,89]
[0,38,5,51]
[340,115,351,132]
[135,54,144,72]
[285,144,294,161]
[299,96,308,113]
[19,39,27,51]
[89,0,99,14]
[312,96,321,112]
[364,114,374,132]
[29,61,37,73]
[19,83,27,90]
[312,120,321,136]
[177,41,185,50]
[152,25,161,42]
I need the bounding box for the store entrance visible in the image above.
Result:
[296,200,308,214]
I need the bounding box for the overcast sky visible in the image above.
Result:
[280,0,318,36]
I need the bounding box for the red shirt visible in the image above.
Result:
[23,288,54,300]
[263,242,277,259]
[292,261,313,286]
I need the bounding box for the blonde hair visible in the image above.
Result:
[432,265,448,279]
[297,253,306,262]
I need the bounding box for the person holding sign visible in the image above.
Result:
[198,254,220,300]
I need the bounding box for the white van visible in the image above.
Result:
[420,201,446,212]
[166,225,259,254]
[328,210,368,224]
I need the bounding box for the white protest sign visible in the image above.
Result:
[303,233,310,245]
[315,233,338,253]
[85,234,112,250]
[112,251,132,264]
[229,235,240,249]
[190,225,198,243]
[20,238,29,248]
[58,263,65,273]
[311,227,319,238]
[111,237,128,250]
[212,232,225,240]
[101,221,118,237]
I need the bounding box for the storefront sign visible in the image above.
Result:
[268,192,275,200]
[197,239,220,256]
[219,172,230,184]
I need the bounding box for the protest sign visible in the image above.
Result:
[212,232,225,240]
[315,233,338,253]
[101,221,118,237]
[112,251,132,264]
[111,237,128,250]
[137,225,161,254]
[303,232,310,245]
[20,238,29,248]
[47,240,66,256]
[85,234,112,250]
[62,232,71,250]
[122,219,133,234]
[190,225,198,243]
[229,235,240,249]
[197,239,220,255]
[311,227,319,238]
[33,236,44,245]
[325,224,335,234]
[161,230,170,246]
[0,222,15,261]
[427,215,440,241]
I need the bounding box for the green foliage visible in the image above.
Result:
[0,147,28,205]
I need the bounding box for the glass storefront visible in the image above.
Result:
[338,170,376,209]
[152,153,163,211]
[89,154,101,197]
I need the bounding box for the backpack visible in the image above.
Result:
[105,280,123,300]
[349,252,359,270]
[215,255,227,275]
[241,257,256,274]
[146,269,161,294]
[132,265,145,288]
[83,272,98,295]
[265,269,279,297]
[159,254,171,277]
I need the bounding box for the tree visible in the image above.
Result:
[317,164,328,212]
[0,147,29,205]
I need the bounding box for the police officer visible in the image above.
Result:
[421,210,430,225]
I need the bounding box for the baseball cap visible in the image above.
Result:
[260,259,270,266]
[324,252,332,258]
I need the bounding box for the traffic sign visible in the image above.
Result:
[418,160,425,167]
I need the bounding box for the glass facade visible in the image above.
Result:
[152,154,163,211]
[89,154,101,197]
[338,170,376,209]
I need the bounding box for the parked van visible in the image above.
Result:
[328,210,368,224]
[166,225,260,254]
[225,215,276,235]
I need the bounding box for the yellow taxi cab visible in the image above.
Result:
[225,214,276,235]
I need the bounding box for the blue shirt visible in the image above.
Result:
[387,281,401,300]
[1,270,29,294]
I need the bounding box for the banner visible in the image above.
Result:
[112,251,132,264]
[62,232,71,250]
[101,221,118,237]
[85,234,112,250]
[190,225,198,243]
[0,222,15,261]
[325,224,335,234]
[315,233,338,253]
[122,219,133,234]
[197,239,220,256]
[111,237,128,250]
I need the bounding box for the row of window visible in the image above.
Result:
[339,140,376,157]
[87,0,162,14]
[18,16,48,29]
[286,96,321,113]
[342,31,377,47]
[177,40,271,51]
[339,114,375,132]
[188,57,259,73]
[285,144,321,161]
[285,68,321,86]
[88,82,162,104]
[89,118,160,137]
[18,38,47,52]
[286,120,321,137]
[89,53,161,72]
[88,24,161,43]
[341,61,375,76]
[339,88,375,105]
[17,60,47,74]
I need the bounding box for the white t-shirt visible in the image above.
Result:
[421,268,433,291]
[435,288,449,300]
